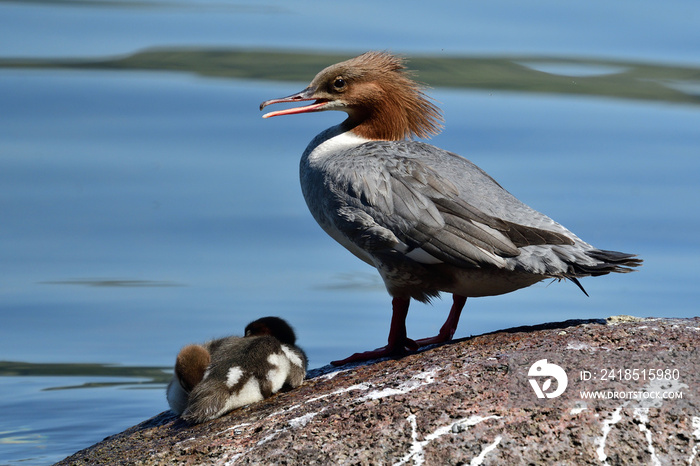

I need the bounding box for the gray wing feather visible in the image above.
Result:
[326,141,572,269]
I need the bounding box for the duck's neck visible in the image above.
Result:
[344,108,410,141]
[341,82,443,141]
[302,121,370,163]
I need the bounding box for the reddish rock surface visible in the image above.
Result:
[56,316,699,465]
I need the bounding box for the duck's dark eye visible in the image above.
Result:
[333,77,347,90]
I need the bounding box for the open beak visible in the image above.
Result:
[260,87,328,118]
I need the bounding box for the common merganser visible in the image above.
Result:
[260,51,642,366]
[166,317,307,423]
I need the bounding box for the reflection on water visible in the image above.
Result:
[0,0,282,12]
[312,271,385,291]
[0,361,170,390]
[0,428,45,446]
[39,278,185,288]
[516,61,629,77]
[3,49,700,106]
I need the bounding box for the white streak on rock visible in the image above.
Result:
[451,415,501,433]
[570,402,588,415]
[594,375,688,465]
[393,414,424,466]
[288,409,324,429]
[305,382,371,404]
[596,403,628,464]
[394,413,500,466]
[359,370,437,401]
[633,408,661,466]
[566,341,593,351]
[256,430,281,446]
[469,436,502,466]
[222,453,242,465]
[217,422,252,436]
[688,417,700,465]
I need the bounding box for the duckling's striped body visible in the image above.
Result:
[167,317,307,423]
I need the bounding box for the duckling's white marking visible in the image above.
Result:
[166,378,188,416]
[267,352,291,393]
[219,377,264,417]
[281,344,304,367]
[226,366,244,388]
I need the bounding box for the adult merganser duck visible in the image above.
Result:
[260,51,642,366]
[166,317,307,423]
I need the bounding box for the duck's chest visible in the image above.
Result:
[299,128,380,265]
[299,128,369,212]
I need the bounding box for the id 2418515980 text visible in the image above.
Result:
[579,368,681,382]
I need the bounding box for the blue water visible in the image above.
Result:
[1,1,699,464]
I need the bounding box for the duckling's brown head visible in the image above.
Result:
[174,344,211,393]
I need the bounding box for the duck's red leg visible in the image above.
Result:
[415,294,467,347]
[331,297,418,366]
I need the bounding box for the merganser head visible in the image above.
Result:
[260,51,443,141]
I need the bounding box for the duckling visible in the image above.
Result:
[166,317,307,424]
[166,343,211,416]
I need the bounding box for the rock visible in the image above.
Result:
[55,316,699,465]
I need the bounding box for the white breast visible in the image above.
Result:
[304,125,368,163]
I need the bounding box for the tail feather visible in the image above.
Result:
[559,249,641,296]
[569,276,589,297]
[570,249,642,277]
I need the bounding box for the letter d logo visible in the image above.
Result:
[528,359,568,399]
